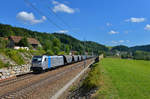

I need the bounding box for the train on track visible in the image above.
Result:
[30,55,94,72]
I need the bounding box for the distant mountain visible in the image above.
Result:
[110,44,150,52]
[130,45,150,52]
[111,45,129,52]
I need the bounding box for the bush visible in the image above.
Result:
[30,49,45,56]
[18,37,29,47]
[0,60,5,68]
[5,49,25,65]
[0,60,10,68]
[133,51,150,60]
[58,51,66,55]
[0,38,9,49]
[46,50,54,55]
[82,63,101,91]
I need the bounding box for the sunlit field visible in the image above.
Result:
[97,58,150,99]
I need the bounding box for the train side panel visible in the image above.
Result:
[73,55,78,62]
[78,55,82,61]
[64,55,73,64]
[50,56,64,68]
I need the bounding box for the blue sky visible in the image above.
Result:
[0,0,150,47]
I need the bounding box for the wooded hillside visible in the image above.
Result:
[0,23,108,55]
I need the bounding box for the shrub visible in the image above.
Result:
[58,51,66,55]
[46,50,54,55]
[5,49,25,65]
[82,63,101,91]
[0,60,5,68]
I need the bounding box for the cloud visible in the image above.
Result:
[144,24,150,31]
[52,0,76,14]
[111,40,130,44]
[109,30,119,34]
[106,22,112,26]
[16,11,46,24]
[56,30,68,33]
[125,17,146,23]
[126,40,130,43]
[119,40,124,43]
[111,41,118,44]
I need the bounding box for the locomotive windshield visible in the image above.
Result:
[32,56,42,62]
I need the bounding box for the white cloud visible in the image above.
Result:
[126,40,130,43]
[56,30,68,33]
[106,22,112,26]
[111,40,130,44]
[16,11,46,24]
[52,0,76,14]
[144,24,150,31]
[109,30,119,34]
[111,41,118,44]
[119,40,124,43]
[125,17,146,23]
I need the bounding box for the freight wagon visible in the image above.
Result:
[31,55,94,72]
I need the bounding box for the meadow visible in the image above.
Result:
[96,58,150,99]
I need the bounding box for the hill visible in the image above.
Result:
[130,45,150,52]
[0,23,108,55]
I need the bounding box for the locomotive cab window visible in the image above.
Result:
[45,58,47,61]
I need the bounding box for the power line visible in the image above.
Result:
[39,0,81,37]
[24,0,65,30]
[24,0,89,54]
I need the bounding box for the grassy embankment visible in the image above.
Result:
[82,58,150,99]
[0,49,45,68]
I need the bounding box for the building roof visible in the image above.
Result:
[10,36,39,45]
[4,38,8,40]
[27,38,39,44]
[0,37,8,40]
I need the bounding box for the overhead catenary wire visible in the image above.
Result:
[24,0,65,30]
[24,0,91,55]
[39,0,80,37]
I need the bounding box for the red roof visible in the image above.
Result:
[0,37,8,40]
[10,36,39,44]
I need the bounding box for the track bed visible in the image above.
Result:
[0,59,94,99]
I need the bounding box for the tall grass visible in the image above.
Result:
[81,63,101,92]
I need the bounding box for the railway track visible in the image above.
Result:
[0,59,94,99]
[0,60,87,99]
[0,73,34,87]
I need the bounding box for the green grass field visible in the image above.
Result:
[96,58,150,99]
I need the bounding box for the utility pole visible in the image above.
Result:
[84,38,86,68]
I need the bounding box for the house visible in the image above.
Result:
[8,36,39,49]
[69,51,77,55]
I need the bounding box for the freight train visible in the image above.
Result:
[30,55,94,72]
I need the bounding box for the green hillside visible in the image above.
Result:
[0,23,108,55]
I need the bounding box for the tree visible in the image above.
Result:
[18,37,29,47]
[52,38,61,54]
[58,51,66,55]
[53,38,61,48]
[65,45,70,55]
[0,38,8,48]
[43,40,52,51]
[46,50,54,55]
[53,47,60,55]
